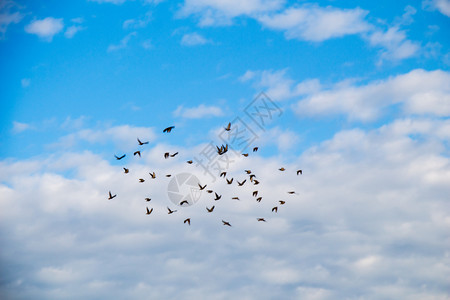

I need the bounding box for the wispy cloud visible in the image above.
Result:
[21,78,30,88]
[173,104,224,118]
[64,25,85,38]
[123,11,152,29]
[24,17,64,42]
[180,32,211,46]
[423,0,450,17]
[107,31,136,52]
[12,121,33,133]
[0,1,24,39]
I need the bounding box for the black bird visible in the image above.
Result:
[166,174,171,177]
[146,207,153,215]
[252,191,258,197]
[198,183,207,190]
[137,138,149,145]
[226,178,233,184]
[224,122,231,131]
[287,191,297,194]
[220,172,227,178]
[214,192,222,201]
[187,160,193,164]
[206,190,214,193]
[149,172,156,179]
[232,197,240,201]
[184,218,191,225]
[115,154,126,160]
[163,126,175,133]
[242,153,249,157]
[164,152,170,159]
[256,197,262,202]
[134,151,141,157]
[279,167,285,171]
[123,168,129,174]
[108,191,116,200]
[222,220,232,227]
[145,198,151,202]
[279,200,286,205]
[167,207,177,214]
[245,170,252,174]
[253,147,258,152]
[297,169,302,175]
[257,218,266,222]
[272,206,278,213]
[253,180,260,185]
[206,206,215,212]
[139,178,145,183]
[180,200,189,206]
[237,180,246,186]
[170,152,178,157]
[249,174,256,181]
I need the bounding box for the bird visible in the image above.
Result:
[297,169,302,175]
[108,191,116,200]
[170,152,178,157]
[166,174,171,177]
[242,153,249,157]
[226,178,233,184]
[279,200,286,205]
[220,172,227,178]
[244,170,252,174]
[198,183,207,190]
[256,197,262,202]
[249,174,256,181]
[184,218,191,225]
[272,207,278,213]
[206,206,215,212]
[222,220,232,227]
[137,138,149,145]
[187,160,193,164]
[149,172,156,179]
[257,218,266,222]
[146,207,153,215]
[224,122,231,131]
[180,200,189,206]
[145,198,151,202]
[253,180,260,185]
[207,190,214,193]
[253,147,258,152]
[167,207,177,214]
[139,178,145,183]
[287,191,296,194]
[279,167,285,171]
[134,151,141,157]
[232,197,240,200]
[217,144,228,155]
[123,168,129,174]
[164,152,170,159]
[237,180,246,186]
[252,191,258,197]
[163,126,175,133]
[114,154,126,160]
[214,192,222,200]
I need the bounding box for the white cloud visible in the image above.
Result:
[123,11,152,29]
[89,0,127,4]
[141,39,154,49]
[0,1,23,39]
[179,0,284,26]
[258,5,371,42]
[64,25,85,38]
[180,32,211,46]
[173,104,224,118]
[423,0,450,17]
[12,121,33,133]
[107,31,136,52]
[25,17,64,42]
[294,69,450,121]
[0,116,449,298]
[21,78,30,88]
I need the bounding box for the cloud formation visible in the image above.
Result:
[173,104,224,118]
[25,17,64,42]
[180,32,211,46]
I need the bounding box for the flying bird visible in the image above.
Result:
[256,197,262,202]
[257,218,266,222]
[217,144,228,155]
[184,218,191,225]
[222,220,232,227]
[146,207,153,215]
[214,192,222,201]
[279,200,286,205]
[206,206,215,212]
[166,174,171,177]
[167,207,177,214]
[137,138,149,145]
[220,172,227,178]
[297,169,302,175]
[164,152,170,159]
[272,206,278,213]
[207,190,214,193]
[108,191,116,200]
[224,122,231,131]
[249,174,256,181]
[198,183,207,190]
[287,191,297,194]
[242,153,249,157]
[139,178,145,183]
[123,168,129,174]
[237,179,246,186]
[180,200,189,206]
[253,147,258,152]
[279,167,285,171]
[170,152,178,157]
[145,198,151,202]
[226,178,233,184]
[252,191,258,197]
[253,180,260,185]
[244,170,251,174]
[134,151,141,157]
[149,172,156,179]
[187,160,193,164]
[114,154,126,160]
[232,197,240,201]
[163,126,175,133]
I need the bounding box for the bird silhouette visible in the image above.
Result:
[297,170,302,175]
[206,206,215,212]
[187,160,193,164]
[166,174,171,177]
[242,153,249,157]
[222,220,232,227]
[146,207,153,215]
[237,180,246,186]
[115,154,126,160]
[167,207,177,214]
[257,218,266,222]
[226,178,233,184]
[252,191,258,197]
[217,144,228,155]
[253,180,260,185]
[220,172,227,178]
[137,138,149,145]
[170,152,178,157]
[249,174,256,181]
[279,200,286,205]
[149,172,156,179]
[207,190,213,193]
[256,197,262,202]
[224,122,231,131]
[108,191,116,200]
[287,191,296,194]
[253,147,258,152]
[134,151,141,157]
[198,183,207,190]
[164,152,170,159]
[245,170,252,174]
[180,200,189,206]
[123,168,129,174]
[139,178,145,183]
[163,126,175,133]
[232,197,240,200]
[279,167,285,171]
[214,192,222,200]
[272,207,278,213]
[184,218,191,225]
[145,198,151,202]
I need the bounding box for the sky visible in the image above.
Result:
[0,0,450,299]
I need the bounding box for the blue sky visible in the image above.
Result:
[1,0,450,299]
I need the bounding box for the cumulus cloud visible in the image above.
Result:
[258,5,371,42]
[423,0,450,17]
[173,104,224,118]
[25,17,64,42]
[180,32,211,46]
[0,116,449,299]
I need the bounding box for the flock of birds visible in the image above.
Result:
[107,124,303,227]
